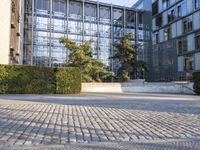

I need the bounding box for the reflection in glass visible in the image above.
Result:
[181,2,187,17]
[36,0,50,10]
[53,0,65,13]
[68,21,82,34]
[100,6,110,23]
[85,4,97,21]
[70,1,82,19]
[113,8,123,25]
[126,10,135,27]
[52,18,65,32]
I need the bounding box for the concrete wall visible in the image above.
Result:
[0,0,11,64]
[82,82,194,94]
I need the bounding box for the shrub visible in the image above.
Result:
[193,72,200,95]
[55,67,82,94]
[0,65,8,94]
[0,65,81,94]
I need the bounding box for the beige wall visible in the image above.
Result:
[82,82,194,94]
[0,0,11,64]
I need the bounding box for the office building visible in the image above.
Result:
[0,0,21,64]
[21,0,151,78]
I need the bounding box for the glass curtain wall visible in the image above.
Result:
[99,6,111,66]
[23,0,145,74]
[84,3,98,59]
[113,8,124,71]
[51,0,67,66]
[68,1,83,45]
[33,0,51,66]
[24,0,33,65]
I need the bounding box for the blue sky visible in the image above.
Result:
[91,0,138,7]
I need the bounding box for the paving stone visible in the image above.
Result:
[0,94,200,149]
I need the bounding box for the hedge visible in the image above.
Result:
[193,72,200,95]
[0,65,81,94]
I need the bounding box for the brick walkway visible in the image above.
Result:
[0,93,199,149]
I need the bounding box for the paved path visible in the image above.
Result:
[0,93,199,149]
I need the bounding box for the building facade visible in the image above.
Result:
[10,0,22,64]
[133,0,153,80]
[0,0,11,64]
[152,0,200,81]
[21,0,151,78]
[0,0,21,64]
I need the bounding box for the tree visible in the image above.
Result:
[112,33,137,82]
[134,60,148,79]
[60,38,114,82]
[112,33,148,81]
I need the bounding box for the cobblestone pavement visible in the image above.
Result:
[0,93,200,149]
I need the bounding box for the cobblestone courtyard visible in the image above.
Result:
[0,93,200,149]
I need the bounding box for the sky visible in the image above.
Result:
[91,0,138,7]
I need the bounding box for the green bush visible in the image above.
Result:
[0,65,81,94]
[193,72,200,95]
[0,65,8,94]
[56,67,82,94]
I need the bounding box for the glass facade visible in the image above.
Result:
[133,0,152,81]
[23,0,149,75]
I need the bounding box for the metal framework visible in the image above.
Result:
[23,0,150,75]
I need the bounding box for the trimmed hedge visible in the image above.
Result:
[193,72,200,95]
[55,67,82,94]
[0,65,81,94]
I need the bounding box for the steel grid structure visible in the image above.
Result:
[22,0,151,78]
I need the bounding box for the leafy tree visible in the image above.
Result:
[112,33,148,82]
[60,38,114,82]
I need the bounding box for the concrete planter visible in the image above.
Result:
[82,82,194,94]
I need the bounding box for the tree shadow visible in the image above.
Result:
[0,94,200,115]
[0,103,200,146]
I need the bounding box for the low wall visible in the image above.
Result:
[82,82,194,94]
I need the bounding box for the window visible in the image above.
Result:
[85,4,97,21]
[168,9,175,22]
[138,13,143,25]
[171,9,175,21]
[194,0,200,9]
[184,55,195,71]
[182,17,193,33]
[155,15,162,29]
[195,32,200,49]
[53,0,65,13]
[155,33,159,44]
[177,5,182,17]
[182,38,187,52]
[100,6,110,23]
[113,8,123,25]
[178,37,187,54]
[152,1,158,16]
[178,40,183,54]
[163,0,170,10]
[183,20,187,33]
[36,0,50,10]
[126,10,135,27]
[70,1,82,19]
[181,2,187,16]
[188,20,193,32]
[164,27,171,41]
[170,0,176,5]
